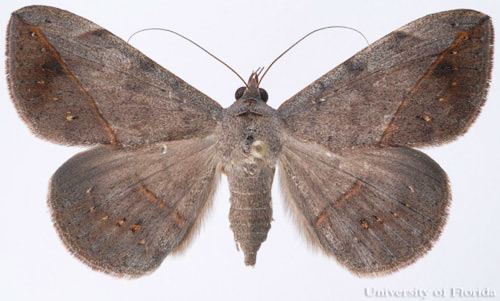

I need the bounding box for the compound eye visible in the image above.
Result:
[235,87,246,99]
[259,88,268,102]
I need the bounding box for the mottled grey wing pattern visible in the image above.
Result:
[278,10,493,151]
[49,136,220,276]
[7,5,222,147]
[277,9,492,274]
[279,135,449,275]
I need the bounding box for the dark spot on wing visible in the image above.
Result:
[344,58,366,74]
[393,31,410,42]
[78,28,111,44]
[90,28,107,37]
[313,81,326,93]
[433,60,454,77]
[42,59,64,76]
[388,31,421,53]
[138,58,157,73]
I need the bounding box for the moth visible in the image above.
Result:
[6,5,493,277]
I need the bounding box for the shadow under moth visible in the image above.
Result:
[6,6,493,277]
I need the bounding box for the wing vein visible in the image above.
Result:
[26,22,119,144]
[380,29,475,144]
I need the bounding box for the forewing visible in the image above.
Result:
[49,135,220,276]
[279,135,449,275]
[278,10,493,150]
[7,5,222,147]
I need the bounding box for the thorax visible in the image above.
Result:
[217,100,283,174]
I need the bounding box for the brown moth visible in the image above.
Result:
[6,5,493,277]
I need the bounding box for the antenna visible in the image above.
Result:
[128,28,248,87]
[259,25,370,85]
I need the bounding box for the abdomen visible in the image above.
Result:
[227,163,274,265]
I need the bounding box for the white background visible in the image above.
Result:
[1,1,499,300]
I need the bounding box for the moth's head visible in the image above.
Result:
[234,72,268,103]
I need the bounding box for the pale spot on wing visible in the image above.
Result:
[360,219,369,229]
[65,111,76,121]
[116,218,126,226]
[420,113,432,122]
[130,224,141,233]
